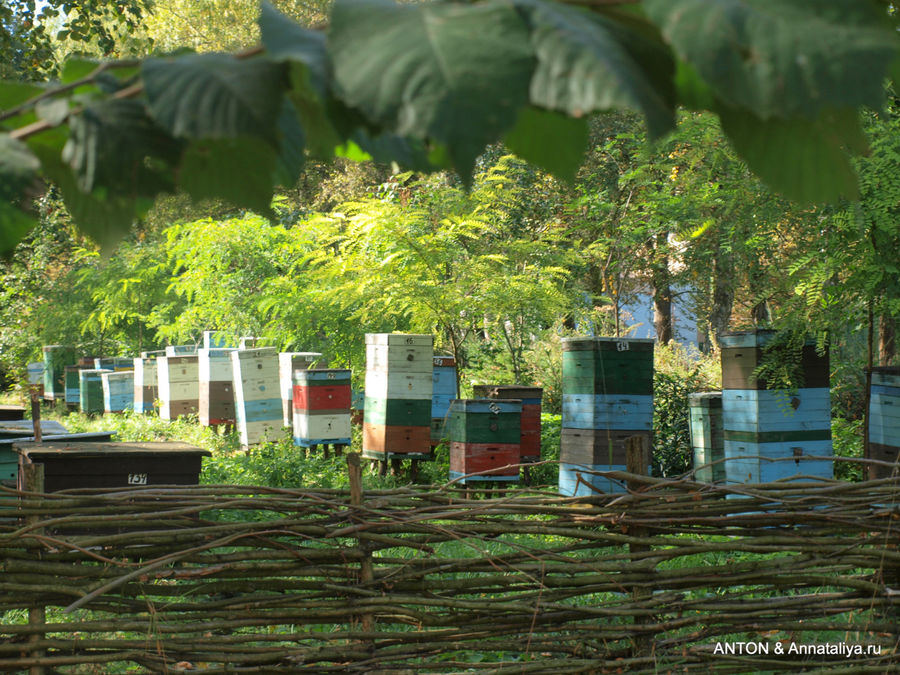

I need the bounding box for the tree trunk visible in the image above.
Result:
[650,233,673,344]
[707,237,734,351]
[879,314,896,366]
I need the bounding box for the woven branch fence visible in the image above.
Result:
[1,457,899,674]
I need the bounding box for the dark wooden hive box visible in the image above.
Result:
[13,441,211,492]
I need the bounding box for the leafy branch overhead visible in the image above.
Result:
[1,0,899,254]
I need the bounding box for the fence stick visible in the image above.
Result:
[347,453,375,638]
[626,435,654,659]
[23,462,46,675]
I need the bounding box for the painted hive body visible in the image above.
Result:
[79,369,109,414]
[157,354,200,420]
[198,348,236,426]
[431,356,457,443]
[26,362,44,398]
[448,399,522,483]
[64,365,84,409]
[292,368,352,446]
[689,392,725,483]
[720,331,833,485]
[0,406,25,421]
[473,385,543,462]
[94,357,134,371]
[102,370,135,413]
[13,441,210,492]
[0,420,66,490]
[134,351,165,413]
[559,337,654,496]
[232,347,282,447]
[279,352,322,427]
[362,333,433,461]
[868,367,900,479]
[42,345,77,401]
[166,345,198,356]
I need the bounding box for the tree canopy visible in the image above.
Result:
[1,0,899,255]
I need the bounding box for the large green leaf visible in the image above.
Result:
[0,134,41,256]
[329,0,535,180]
[273,99,306,187]
[179,137,277,216]
[0,81,44,112]
[503,106,588,183]
[518,0,675,139]
[61,98,181,196]
[718,104,866,202]
[30,142,140,250]
[142,53,286,144]
[644,0,899,120]
[259,1,329,97]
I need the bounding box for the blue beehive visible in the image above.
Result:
[868,367,900,479]
[559,337,654,496]
[102,370,135,413]
[431,356,457,443]
[720,331,833,486]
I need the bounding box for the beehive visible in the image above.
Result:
[292,368,352,446]
[362,334,433,461]
[232,347,282,447]
[473,385,543,462]
[26,362,43,397]
[157,354,200,420]
[94,357,134,371]
[134,350,165,413]
[78,369,109,414]
[42,345,77,401]
[559,337,654,496]
[868,367,900,479]
[279,352,322,427]
[0,420,68,489]
[431,356,457,443]
[102,370,135,413]
[689,392,725,483]
[720,331,833,485]
[448,399,522,484]
[64,365,85,409]
[13,441,210,491]
[198,348,236,426]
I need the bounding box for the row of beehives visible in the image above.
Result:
[31,330,899,493]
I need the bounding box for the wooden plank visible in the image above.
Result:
[432,368,457,395]
[448,401,522,445]
[561,394,653,431]
[559,428,648,466]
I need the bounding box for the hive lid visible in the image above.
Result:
[13,441,211,459]
[365,333,433,346]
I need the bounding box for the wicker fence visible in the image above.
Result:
[1,456,899,674]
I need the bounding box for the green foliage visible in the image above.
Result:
[3,0,900,252]
[652,342,720,478]
[832,416,864,483]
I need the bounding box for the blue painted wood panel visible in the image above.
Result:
[559,462,628,496]
[562,394,652,431]
[432,393,454,418]
[432,368,457,395]
[722,388,830,433]
[239,398,284,424]
[723,439,833,485]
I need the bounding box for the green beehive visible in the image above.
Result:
[42,345,77,401]
[561,338,654,395]
[448,399,522,444]
[79,369,108,414]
